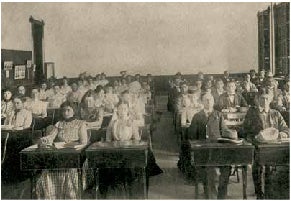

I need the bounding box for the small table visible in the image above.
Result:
[254,142,290,199]
[20,144,87,199]
[86,141,149,199]
[189,140,254,199]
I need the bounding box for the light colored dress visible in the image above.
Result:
[26,100,48,117]
[106,116,140,141]
[4,108,32,129]
[1,100,14,119]
[35,119,88,199]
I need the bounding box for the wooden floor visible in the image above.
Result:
[1,95,258,199]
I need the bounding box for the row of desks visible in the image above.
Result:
[20,140,149,199]
[18,138,289,199]
[188,140,289,199]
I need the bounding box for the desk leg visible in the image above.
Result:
[143,167,148,199]
[30,174,34,199]
[95,168,100,199]
[242,165,247,200]
[264,165,271,199]
[78,168,82,199]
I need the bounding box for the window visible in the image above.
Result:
[14,65,26,79]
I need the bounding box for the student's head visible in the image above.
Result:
[13,97,25,110]
[113,80,119,87]
[195,80,203,90]
[224,70,229,77]
[95,86,105,98]
[87,76,93,84]
[250,69,256,77]
[202,93,214,111]
[71,83,78,92]
[77,79,83,86]
[257,91,272,110]
[226,81,236,94]
[60,101,77,120]
[215,79,224,90]
[101,73,106,80]
[135,74,141,80]
[54,85,60,93]
[62,77,69,85]
[121,90,131,102]
[31,88,39,99]
[198,72,204,80]
[96,74,101,80]
[180,83,188,94]
[175,72,182,80]
[208,75,214,81]
[105,86,113,94]
[41,83,47,90]
[121,78,127,85]
[245,74,251,82]
[126,75,132,83]
[259,70,265,78]
[117,102,129,118]
[18,85,25,95]
[3,89,13,101]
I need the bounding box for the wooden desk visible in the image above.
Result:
[189,140,254,199]
[254,142,290,199]
[20,145,87,199]
[1,128,33,183]
[86,141,149,199]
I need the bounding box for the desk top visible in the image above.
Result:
[189,140,254,149]
[86,141,148,152]
[20,144,87,170]
[20,143,86,154]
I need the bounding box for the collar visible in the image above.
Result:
[259,107,270,113]
[3,99,12,103]
[63,117,76,122]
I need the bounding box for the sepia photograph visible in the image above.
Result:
[1,1,290,200]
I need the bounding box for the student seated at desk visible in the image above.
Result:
[4,97,32,130]
[104,85,119,113]
[25,89,48,130]
[242,90,289,199]
[66,82,83,105]
[27,89,48,118]
[39,82,49,101]
[47,85,66,108]
[1,89,14,124]
[187,93,237,199]
[60,77,72,96]
[217,80,248,112]
[35,101,88,199]
[80,88,104,124]
[99,102,162,197]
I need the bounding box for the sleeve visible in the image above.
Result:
[106,119,114,142]
[239,94,248,107]
[187,114,198,140]
[23,111,33,129]
[41,102,48,117]
[277,111,289,136]
[217,95,224,111]
[78,121,88,144]
[242,109,256,140]
[131,124,141,141]
[219,114,230,134]
[39,124,59,145]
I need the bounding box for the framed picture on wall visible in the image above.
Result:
[4,61,13,70]
[14,65,26,79]
[44,62,55,79]
[26,60,32,68]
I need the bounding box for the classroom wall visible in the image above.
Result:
[2,2,270,77]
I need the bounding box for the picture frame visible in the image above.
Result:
[4,61,13,70]
[14,65,26,79]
